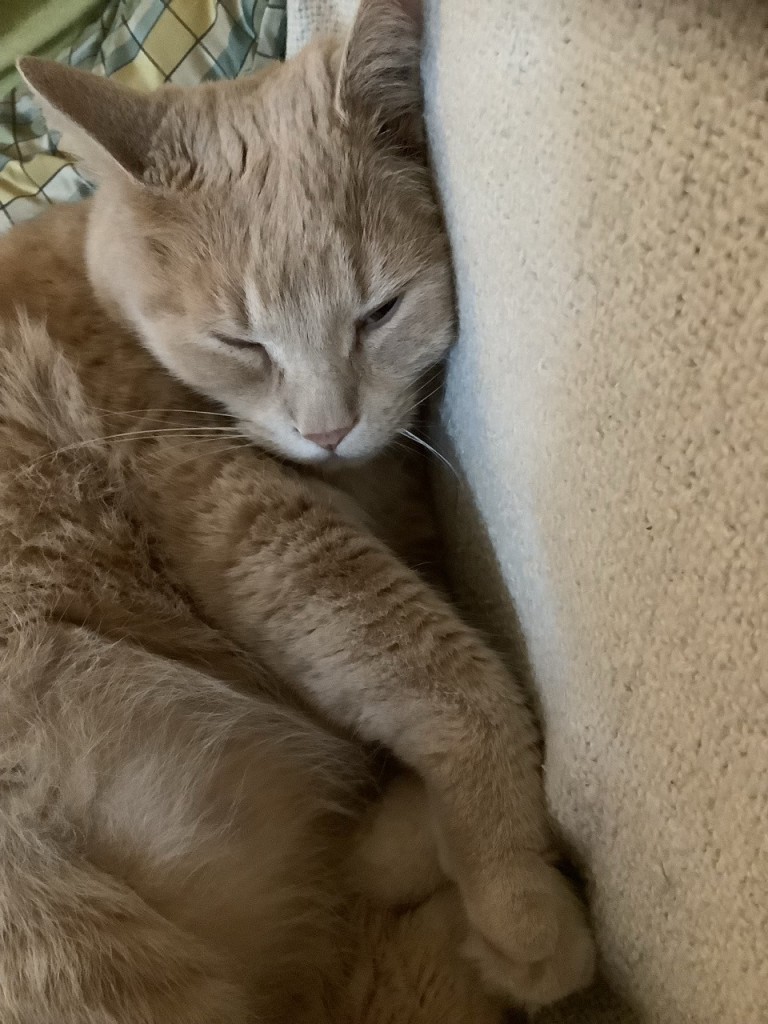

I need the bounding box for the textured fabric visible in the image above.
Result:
[285,0,354,55]
[423,2,768,1023]
[0,0,103,95]
[0,0,286,228]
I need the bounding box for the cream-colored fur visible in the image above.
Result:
[0,1,594,1020]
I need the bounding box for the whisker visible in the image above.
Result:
[419,366,444,387]
[401,383,445,419]
[418,383,445,403]
[398,428,459,479]
[29,427,241,467]
[418,367,445,390]
[171,440,254,470]
[93,407,236,422]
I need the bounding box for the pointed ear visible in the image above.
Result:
[336,0,425,158]
[17,57,167,182]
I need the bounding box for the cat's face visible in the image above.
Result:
[23,0,454,464]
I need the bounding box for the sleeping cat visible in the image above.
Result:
[0,0,595,1021]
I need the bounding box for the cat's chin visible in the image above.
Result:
[305,451,374,472]
[254,439,378,469]
[287,449,381,470]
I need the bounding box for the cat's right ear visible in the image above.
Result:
[335,0,426,159]
[17,57,168,183]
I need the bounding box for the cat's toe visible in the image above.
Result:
[462,857,596,1009]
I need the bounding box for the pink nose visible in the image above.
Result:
[302,423,355,451]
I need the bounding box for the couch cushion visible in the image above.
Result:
[425,2,768,1021]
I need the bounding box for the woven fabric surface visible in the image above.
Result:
[423,2,768,1022]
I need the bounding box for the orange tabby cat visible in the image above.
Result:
[0,1,595,1021]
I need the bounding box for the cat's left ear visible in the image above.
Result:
[336,0,425,159]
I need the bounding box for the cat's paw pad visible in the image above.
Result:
[463,858,596,1009]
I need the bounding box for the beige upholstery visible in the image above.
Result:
[289,2,768,1021]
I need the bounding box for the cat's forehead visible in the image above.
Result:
[149,45,342,183]
[258,40,343,135]
[139,39,440,313]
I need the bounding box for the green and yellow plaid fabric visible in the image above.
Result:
[0,0,286,230]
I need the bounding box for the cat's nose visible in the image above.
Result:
[302,422,356,451]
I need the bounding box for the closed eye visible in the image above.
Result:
[213,333,267,356]
[358,294,403,331]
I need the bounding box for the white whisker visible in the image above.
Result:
[29,427,241,467]
[95,407,235,421]
[171,441,254,470]
[418,383,444,404]
[401,382,444,419]
[398,429,458,479]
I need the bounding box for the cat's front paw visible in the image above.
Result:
[462,856,596,1010]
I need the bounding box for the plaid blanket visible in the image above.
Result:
[0,0,286,230]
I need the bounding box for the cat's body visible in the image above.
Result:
[0,3,595,1021]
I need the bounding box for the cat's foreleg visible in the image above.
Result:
[144,444,596,1009]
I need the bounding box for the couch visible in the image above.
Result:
[293,2,768,1022]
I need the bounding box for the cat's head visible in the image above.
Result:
[19,0,454,464]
